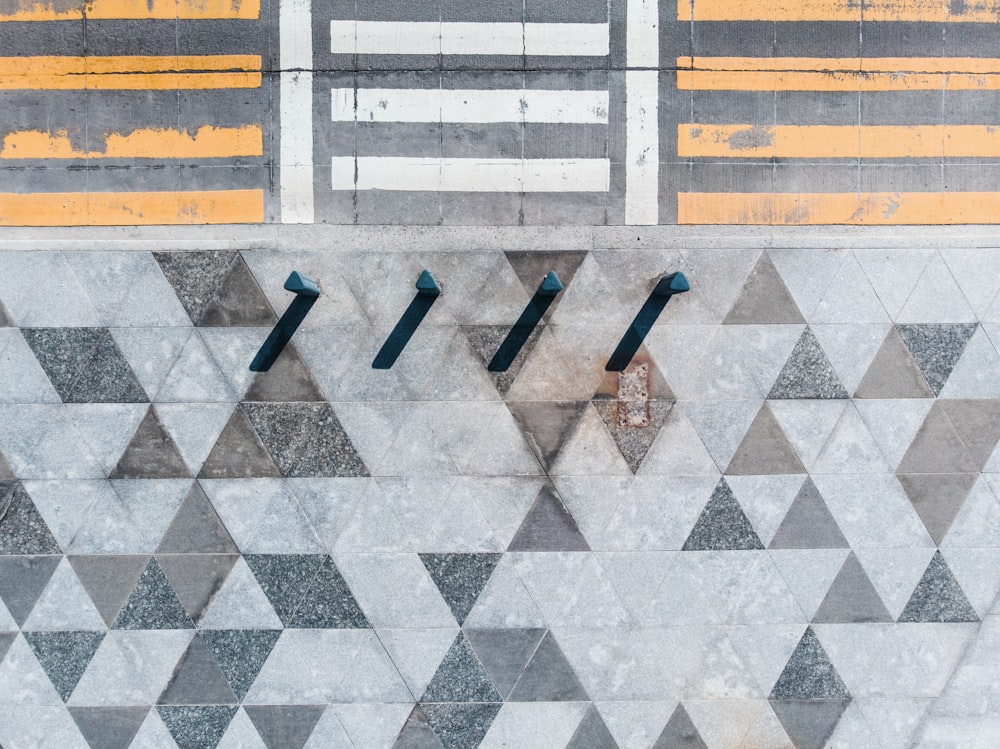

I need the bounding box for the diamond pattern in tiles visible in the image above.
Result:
[23,630,104,702]
[157,705,238,749]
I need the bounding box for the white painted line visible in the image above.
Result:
[625,70,659,225]
[332,157,611,192]
[330,21,609,56]
[331,88,610,124]
[280,0,314,223]
[627,0,659,67]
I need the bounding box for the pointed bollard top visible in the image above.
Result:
[538,271,564,297]
[284,271,321,297]
[415,269,442,297]
[652,271,690,297]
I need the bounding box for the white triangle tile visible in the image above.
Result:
[290,477,374,552]
[0,706,90,749]
[420,492,503,552]
[422,249,528,327]
[197,327,270,400]
[769,248,849,319]
[155,403,234,475]
[110,327,193,402]
[940,325,1000,398]
[0,252,101,327]
[603,475,717,552]
[896,252,977,323]
[24,479,108,551]
[333,402,413,476]
[202,478,323,554]
[686,635,761,699]
[604,627,707,700]
[768,400,847,471]
[550,252,632,328]
[637,405,719,476]
[337,633,411,703]
[68,482,146,554]
[728,475,811,547]
[0,635,63,705]
[645,325,762,400]
[377,477,450,546]
[21,558,105,631]
[810,323,891,396]
[685,400,763,472]
[724,324,804,396]
[502,328,591,402]
[811,404,892,474]
[853,548,937,620]
[471,477,547,549]
[811,623,888,696]
[941,547,1000,619]
[481,703,589,749]
[814,474,934,549]
[376,627,457,699]
[685,699,765,748]
[982,285,1000,323]
[550,628,627,701]
[854,248,934,320]
[0,594,17,629]
[376,404,461,477]
[0,405,103,480]
[941,247,1000,320]
[155,331,238,403]
[130,707,184,749]
[769,549,850,620]
[729,623,808,696]
[825,701,882,749]
[856,698,932,749]
[556,477,632,551]
[70,404,147,477]
[811,253,890,324]
[680,247,763,322]
[643,554,721,625]
[0,330,61,403]
[401,328,499,402]
[555,554,632,627]
[593,700,675,749]
[944,476,1000,548]
[216,708,267,749]
[333,703,414,749]
[333,485,413,553]
[595,551,677,620]
[302,707,355,749]
[897,622,977,696]
[550,403,632,477]
[857,626,934,698]
[739,703,793,748]
[728,553,805,624]
[112,479,190,553]
[854,399,934,469]
[509,551,589,625]
[198,556,283,630]
[298,325,408,402]
[462,402,544,477]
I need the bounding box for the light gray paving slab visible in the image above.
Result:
[811,253,891,324]
[943,476,1000,548]
[684,700,769,748]
[728,475,808,547]
[463,555,546,629]
[549,404,632,477]
[854,249,935,320]
[636,406,719,477]
[853,548,938,621]
[555,476,631,550]
[940,547,1000,619]
[826,701,883,748]
[684,400,762,472]
[0,253,102,327]
[938,326,1000,398]
[768,400,848,471]
[332,703,414,749]
[110,328,193,403]
[896,253,978,324]
[123,707,178,749]
[725,323,804,397]
[70,404,148,477]
[217,708,268,749]
[154,331,239,403]
[816,474,934,549]
[857,697,933,748]
[20,558,104,632]
[0,706,90,748]
[811,404,892,474]
[810,323,891,396]
[300,708,354,749]
[376,628,457,700]
[592,700,675,749]
[769,249,849,321]
[0,405,103,479]
[645,325,763,401]
[854,399,934,468]
[940,248,1000,320]
[0,635,64,705]
[679,248,763,323]
[480,702,590,749]
[198,557,283,630]
[0,330,61,404]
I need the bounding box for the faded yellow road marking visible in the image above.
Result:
[0,55,261,89]
[0,190,264,225]
[0,125,263,159]
[0,0,259,21]
[679,0,1000,22]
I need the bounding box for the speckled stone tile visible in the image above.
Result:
[0,482,61,555]
[461,325,542,397]
[200,629,282,701]
[770,627,850,700]
[896,324,978,397]
[421,703,502,749]
[157,705,237,749]
[592,398,673,474]
[242,554,324,626]
[287,556,369,629]
[157,634,238,705]
[898,551,979,623]
[421,633,502,703]
[419,553,502,626]
[768,327,849,400]
[683,479,764,551]
[153,252,239,325]
[23,630,104,702]
[111,558,195,630]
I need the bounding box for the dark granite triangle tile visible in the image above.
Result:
[507,484,590,552]
[897,323,978,397]
[419,553,501,626]
[23,630,104,702]
[421,703,501,749]
[392,705,446,749]
[768,699,850,749]
[769,478,849,550]
[0,481,61,554]
[504,250,587,319]
[198,255,276,327]
[68,555,149,627]
[464,628,546,700]
[0,554,61,626]
[157,705,237,749]
[21,327,105,401]
[506,401,588,472]
[683,479,764,551]
[110,406,191,479]
[421,632,502,703]
[288,555,369,628]
[243,554,325,627]
[0,631,16,662]
[158,634,238,705]
[157,483,237,554]
[0,449,14,480]
[723,252,805,325]
[897,473,977,545]
[153,251,237,325]
[507,631,588,702]
[726,403,806,475]
[461,325,542,398]
[566,704,619,749]
[897,403,979,474]
[939,399,1000,471]
[854,327,933,399]
[244,343,325,402]
[244,705,326,749]
[592,398,673,474]
[770,627,850,700]
[198,407,281,479]
[768,327,848,400]
[812,552,893,623]
[200,629,282,701]
[69,706,150,749]
[156,554,239,625]
[898,551,979,623]
[67,330,148,403]
[112,558,195,630]
[652,703,707,749]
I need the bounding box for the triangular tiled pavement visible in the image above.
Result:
[157,482,238,554]
[393,705,446,749]
[812,552,893,623]
[23,630,104,702]
[421,632,502,703]
[768,326,849,399]
[0,481,61,554]
[682,479,764,551]
[0,631,16,662]
[461,325,543,397]
[157,705,238,749]
[897,402,979,474]
[504,250,587,320]
[198,557,283,630]
[507,631,588,702]
[652,703,707,749]
[244,705,326,749]
[0,296,11,326]
[506,400,588,472]
[896,324,978,396]
[68,554,148,627]
[156,553,239,624]
[898,551,979,622]
[0,448,14,480]
[723,252,805,325]
[896,473,978,546]
[770,627,850,700]
[592,398,674,475]
[154,251,275,327]
[69,706,150,749]
[111,558,195,630]
[939,399,1000,470]
[199,407,282,478]
[566,704,620,749]
[769,478,849,549]
[287,555,369,628]
[854,327,933,399]
[21,557,105,631]
[464,627,546,700]
[110,406,192,479]
[421,703,502,749]
[158,634,239,705]
[201,629,282,701]
[726,403,806,475]
[243,553,324,626]
[507,484,590,551]
[243,343,325,402]
[419,553,501,626]
[0,554,60,627]
[769,699,851,749]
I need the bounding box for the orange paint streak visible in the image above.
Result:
[0,190,264,225]
[679,0,1000,22]
[0,0,258,20]
[0,125,263,159]
[0,55,261,89]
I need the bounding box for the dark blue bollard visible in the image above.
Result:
[283,270,321,297]
[606,271,691,371]
[415,269,442,297]
[538,271,564,297]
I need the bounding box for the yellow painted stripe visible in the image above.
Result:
[679,57,1000,73]
[0,55,261,89]
[0,0,259,21]
[0,190,264,225]
[679,124,1000,158]
[677,192,1000,224]
[677,65,1000,92]
[679,0,1000,22]
[0,125,263,159]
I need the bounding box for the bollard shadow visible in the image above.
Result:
[605,292,673,372]
[250,295,318,372]
[488,291,557,372]
[372,293,438,369]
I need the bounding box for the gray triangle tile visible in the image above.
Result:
[0,449,14,480]
[23,630,104,702]
[156,404,234,479]
[723,252,805,325]
[566,704,619,749]
[593,398,674,475]
[768,699,850,749]
[156,554,239,625]
[0,631,15,661]
[897,403,979,474]
[418,553,502,626]
[157,705,238,749]
[69,706,150,749]
[420,632,502,703]
[898,551,979,623]
[157,483,238,554]
[67,331,149,403]
[506,400,588,472]
[153,251,238,325]
[726,403,806,475]
[198,407,281,479]
[682,479,764,550]
[0,481,61,554]
[896,324,978,396]
[200,629,282,701]
[811,253,891,323]
[812,552,893,623]
[288,556,369,629]
[421,703,501,749]
[769,478,849,550]
[243,553,324,626]
[198,255,276,328]
[507,484,590,551]
[244,343,325,402]
[461,325,543,397]
[769,627,850,700]
[0,554,60,626]
[507,631,588,702]
[504,250,588,319]
[21,557,105,631]
[158,634,238,705]
[0,297,11,327]
[464,627,546,700]
[853,327,933,399]
[392,705,446,749]
[21,327,105,400]
[68,554,149,627]
[245,705,325,749]
[768,327,848,400]
[897,473,977,546]
[111,558,195,630]
[110,406,192,479]
[651,703,707,749]
[939,399,1000,470]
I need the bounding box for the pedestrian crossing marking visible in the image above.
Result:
[0,125,263,159]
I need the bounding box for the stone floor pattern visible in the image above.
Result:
[1,245,1000,748]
